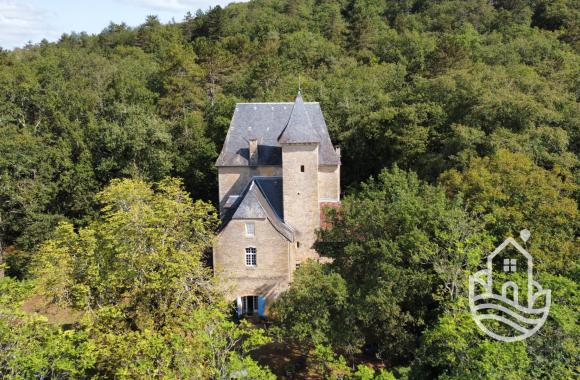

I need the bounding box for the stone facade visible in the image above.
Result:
[212,93,340,316]
[281,143,320,262]
[213,219,291,312]
[318,165,340,201]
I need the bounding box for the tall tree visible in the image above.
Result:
[23,178,273,378]
[440,150,579,276]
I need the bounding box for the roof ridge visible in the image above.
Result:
[221,177,293,241]
[216,95,340,167]
[253,177,284,220]
[252,175,283,179]
[252,183,294,236]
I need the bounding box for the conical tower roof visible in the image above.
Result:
[278,92,321,144]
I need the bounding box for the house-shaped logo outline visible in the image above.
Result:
[486,237,534,307]
[469,234,551,342]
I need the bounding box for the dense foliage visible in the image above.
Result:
[0,0,578,378]
[275,159,577,378]
[1,0,578,268]
[1,179,273,378]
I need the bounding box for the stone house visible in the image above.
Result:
[213,92,341,316]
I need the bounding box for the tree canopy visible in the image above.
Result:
[1,178,273,379]
[1,0,578,268]
[0,0,578,378]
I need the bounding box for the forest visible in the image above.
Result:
[0,0,578,378]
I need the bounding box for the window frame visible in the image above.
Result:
[503,258,517,272]
[245,222,255,237]
[245,247,257,267]
[242,295,258,315]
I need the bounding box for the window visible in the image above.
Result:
[503,258,517,272]
[245,247,257,266]
[242,296,258,315]
[295,262,301,270]
[300,165,305,172]
[296,241,300,248]
[245,222,255,237]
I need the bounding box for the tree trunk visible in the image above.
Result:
[0,243,4,278]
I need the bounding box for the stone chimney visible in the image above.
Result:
[249,138,258,166]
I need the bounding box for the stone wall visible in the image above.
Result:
[282,143,320,263]
[318,165,340,201]
[213,218,292,310]
[215,146,341,311]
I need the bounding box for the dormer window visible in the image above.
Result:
[224,195,240,208]
[245,222,255,237]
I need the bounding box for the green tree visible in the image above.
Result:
[440,150,579,276]
[23,178,273,378]
[270,261,360,353]
[314,167,488,363]
[411,307,531,379]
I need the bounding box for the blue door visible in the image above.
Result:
[257,296,266,316]
[236,296,242,317]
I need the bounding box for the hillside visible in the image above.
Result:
[0,0,578,378]
[1,0,578,260]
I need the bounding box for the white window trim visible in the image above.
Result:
[245,247,257,267]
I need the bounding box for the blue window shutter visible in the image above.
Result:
[236,296,242,316]
[258,296,266,316]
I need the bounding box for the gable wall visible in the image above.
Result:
[218,166,282,214]
[213,218,292,307]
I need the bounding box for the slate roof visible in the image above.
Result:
[278,92,321,144]
[220,177,294,241]
[216,93,340,167]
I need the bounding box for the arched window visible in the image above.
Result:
[245,247,257,266]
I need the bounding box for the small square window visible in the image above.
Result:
[503,258,517,272]
[300,165,305,172]
[245,222,255,237]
